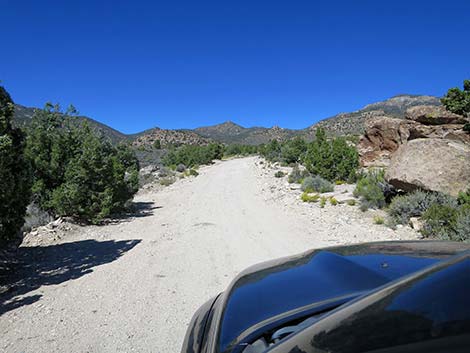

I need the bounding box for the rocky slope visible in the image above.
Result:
[188,95,442,143]
[303,94,441,137]
[132,127,212,147]
[194,121,303,145]
[13,105,128,144]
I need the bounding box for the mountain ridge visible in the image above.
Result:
[13,94,441,145]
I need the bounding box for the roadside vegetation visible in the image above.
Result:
[441,79,470,117]
[0,86,140,247]
[163,143,224,168]
[257,80,470,242]
[260,129,359,182]
[2,79,470,247]
[26,104,140,224]
[352,169,470,241]
[0,87,31,245]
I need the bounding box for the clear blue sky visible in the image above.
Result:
[1,0,469,133]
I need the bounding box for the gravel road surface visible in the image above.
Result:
[0,157,416,352]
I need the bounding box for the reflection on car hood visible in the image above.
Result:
[216,241,468,353]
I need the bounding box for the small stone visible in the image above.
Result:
[409,217,423,231]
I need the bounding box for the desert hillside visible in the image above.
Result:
[12,94,441,146]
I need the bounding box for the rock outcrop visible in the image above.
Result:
[359,105,470,196]
[385,138,470,197]
[359,105,470,167]
[410,123,470,145]
[358,117,418,167]
[405,105,468,125]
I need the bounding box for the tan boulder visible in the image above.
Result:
[358,117,418,167]
[405,105,467,125]
[385,138,470,197]
[410,124,470,145]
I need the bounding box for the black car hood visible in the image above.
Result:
[183,241,470,353]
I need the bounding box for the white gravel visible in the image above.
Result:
[0,157,418,353]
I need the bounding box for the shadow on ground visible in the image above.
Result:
[0,239,141,316]
[106,202,162,224]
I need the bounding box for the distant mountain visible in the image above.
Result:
[13,105,128,144]
[194,121,245,142]
[132,127,212,147]
[194,121,301,145]
[12,94,442,146]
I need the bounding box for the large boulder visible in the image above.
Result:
[385,138,470,197]
[410,123,470,145]
[405,105,468,125]
[358,116,419,167]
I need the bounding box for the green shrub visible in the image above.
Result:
[0,86,32,245]
[335,180,346,185]
[329,197,338,206]
[457,189,470,205]
[288,165,310,184]
[441,79,470,117]
[373,215,385,225]
[224,144,258,157]
[189,169,199,176]
[25,105,139,223]
[320,196,327,208]
[455,207,470,241]
[421,204,459,239]
[388,190,457,224]
[163,143,224,168]
[464,123,470,133]
[280,137,308,164]
[303,128,359,182]
[353,170,386,210]
[259,140,282,162]
[301,175,334,193]
[160,177,175,186]
[301,192,319,203]
[274,170,285,178]
[347,199,356,206]
[158,167,173,178]
[153,139,161,149]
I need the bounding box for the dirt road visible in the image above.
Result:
[0,157,415,353]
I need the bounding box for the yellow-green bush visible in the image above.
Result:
[373,215,385,225]
[301,192,320,203]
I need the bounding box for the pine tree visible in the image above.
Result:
[0,86,32,245]
[304,128,358,181]
[26,106,139,223]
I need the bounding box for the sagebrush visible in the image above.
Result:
[301,175,334,193]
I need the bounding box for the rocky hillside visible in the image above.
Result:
[13,104,129,144]
[13,94,442,146]
[195,121,301,145]
[132,127,212,147]
[194,95,441,143]
[304,94,441,137]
